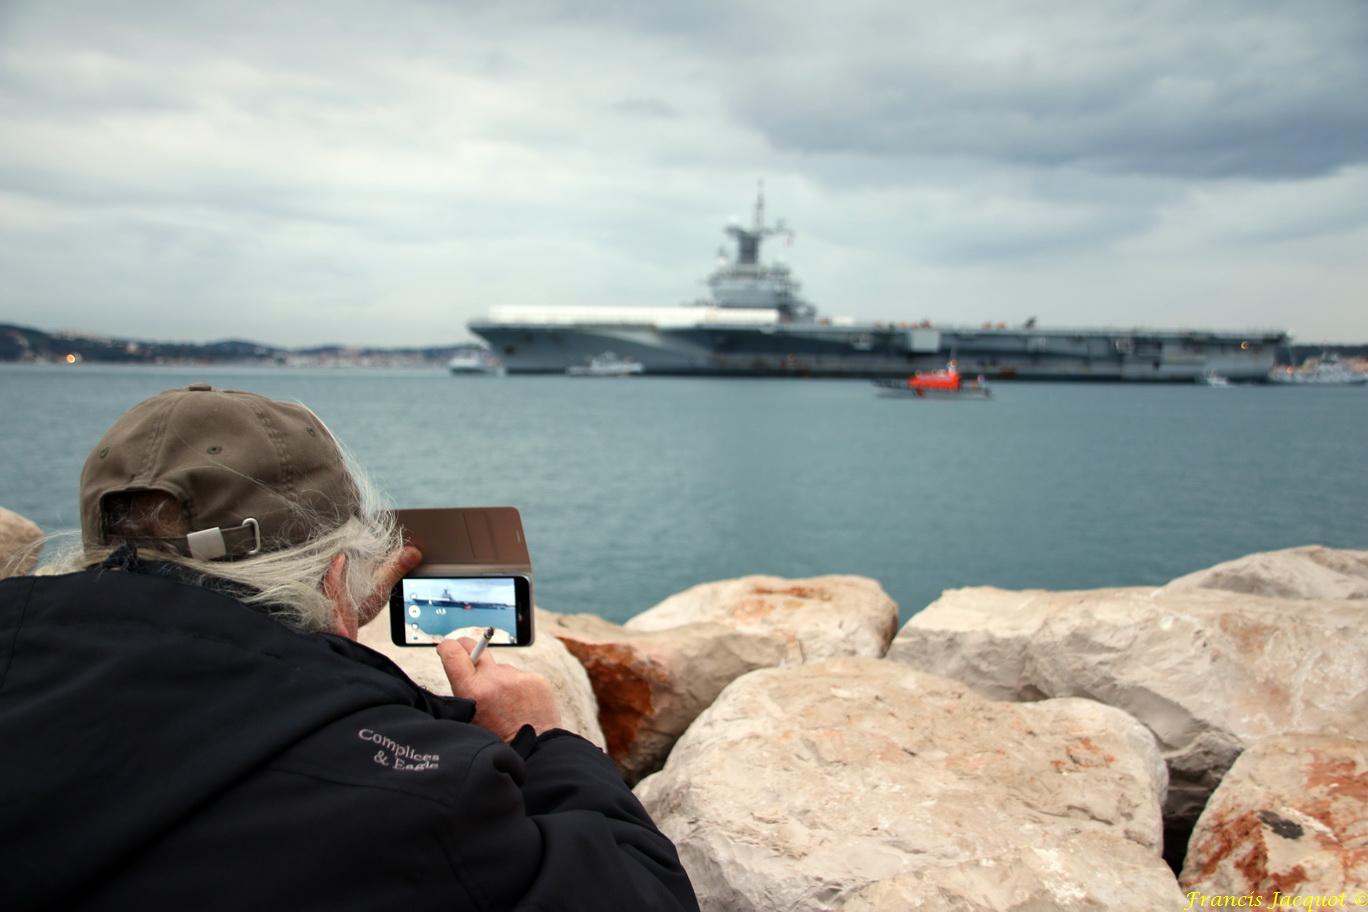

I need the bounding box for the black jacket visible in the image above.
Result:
[0,565,698,911]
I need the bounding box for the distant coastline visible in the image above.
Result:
[4,321,1367,370]
[0,322,478,369]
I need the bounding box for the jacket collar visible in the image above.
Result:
[98,543,475,724]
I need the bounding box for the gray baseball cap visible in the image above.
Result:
[80,385,361,560]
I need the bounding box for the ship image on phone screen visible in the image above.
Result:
[400,577,521,645]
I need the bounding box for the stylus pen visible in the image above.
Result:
[468,626,495,663]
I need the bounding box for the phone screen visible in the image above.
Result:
[390,575,533,646]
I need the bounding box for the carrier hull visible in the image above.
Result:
[469,319,1284,382]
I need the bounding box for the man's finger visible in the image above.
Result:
[437,638,479,693]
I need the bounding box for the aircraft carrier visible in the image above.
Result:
[468,191,1286,381]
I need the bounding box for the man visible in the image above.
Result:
[0,385,698,911]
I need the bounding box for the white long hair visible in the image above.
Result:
[40,442,400,634]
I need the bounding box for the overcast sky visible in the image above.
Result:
[2,0,1366,346]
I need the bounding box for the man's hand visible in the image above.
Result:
[438,638,562,742]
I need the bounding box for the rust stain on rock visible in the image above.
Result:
[554,637,658,764]
[750,584,833,602]
[1300,750,1368,884]
[735,598,778,622]
[1076,736,1117,765]
[1305,750,1368,802]
[1216,614,1276,658]
[1189,809,1263,883]
[1054,737,1118,772]
[1187,808,1311,901]
[735,585,835,623]
[1257,863,1308,900]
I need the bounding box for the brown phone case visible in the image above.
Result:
[392,507,531,575]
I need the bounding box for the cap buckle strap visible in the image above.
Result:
[185,517,262,561]
[242,517,261,556]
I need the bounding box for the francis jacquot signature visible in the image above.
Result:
[358,728,440,772]
[1185,890,1368,909]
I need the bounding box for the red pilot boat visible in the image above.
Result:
[873,360,991,399]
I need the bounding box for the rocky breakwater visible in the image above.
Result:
[0,507,42,579]
[1181,734,1368,904]
[887,546,1368,836]
[546,575,900,781]
[635,658,1185,911]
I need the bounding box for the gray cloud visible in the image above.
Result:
[0,0,1365,344]
[510,1,1368,178]
[723,3,1368,180]
[612,97,678,119]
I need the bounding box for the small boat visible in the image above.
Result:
[1199,371,1232,387]
[448,349,505,376]
[567,352,645,377]
[873,361,990,399]
[1268,354,1367,386]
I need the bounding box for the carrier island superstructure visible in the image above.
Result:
[468,192,1286,381]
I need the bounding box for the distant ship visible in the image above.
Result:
[468,189,1287,382]
[447,347,505,376]
[1268,354,1368,386]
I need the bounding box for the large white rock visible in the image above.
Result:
[887,586,1368,824]
[625,575,898,663]
[0,507,42,579]
[636,658,1182,912]
[541,610,786,782]
[359,606,606,750]
[1164,545,1368,600]
[1181,735,1368,900]
[836,832,1183,912]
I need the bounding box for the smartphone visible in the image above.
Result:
[389,574,534,646]
[388,507,535,647]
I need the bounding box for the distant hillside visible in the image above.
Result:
[0,324,478,365]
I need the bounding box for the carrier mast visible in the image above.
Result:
[710,182,812,320]
[725,181,792,266]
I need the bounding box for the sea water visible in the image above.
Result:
[3,363,1365,623]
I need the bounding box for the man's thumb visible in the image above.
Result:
[437,639,479,694]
